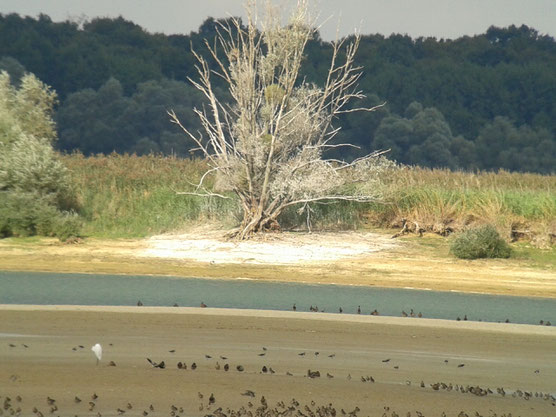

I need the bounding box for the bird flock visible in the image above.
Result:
[297,304,553,325]
[3,340,555,417]
[130,301,554,326]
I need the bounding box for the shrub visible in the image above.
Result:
[451,224,512,259]
[0,191,81,240]
[0,70,80,240]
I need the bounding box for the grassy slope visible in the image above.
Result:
[62,154,556,245]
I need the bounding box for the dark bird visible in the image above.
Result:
[177,362,184,369]
[269,367,275,374]
[22,344,28,348]
[205,354,212,359]
[236,365,244,372]
[109,361,117,366]
[357,306,361,314]
[47,397,56,405]
[402,311,408,317]
[92,393,99,400]
[224,363,229,371]
[457,363,465,368]
[142,411,148,416]
[169,349,175,353]
[127,403,133,410]
[286,371,293,376]
[74,397,81,403]
[327,373,334,378]
[117,408,126,415]
[137,300,143,306]
[307,369,320,378]
[242,390,256,398]
[209,394,215,405]
[298,352,306,356]
[262,366,268,373]
[328,353,336,358]
[293,304,296,311]
[191,362,197,370]
[200,302,207,308]
[258,353,266,356]
[314,351,319,356]
[220,356,228,360]
[262,347,267,351]
[382,359,390,363]
[146,358,165,369]
[8,343,16,347]
[339,307,343,313]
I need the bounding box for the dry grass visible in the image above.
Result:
[61,154,555,245]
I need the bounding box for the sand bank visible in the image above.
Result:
[1,305,555,417]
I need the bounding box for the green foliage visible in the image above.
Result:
[450,224,512,259]
[373,103,466,169]
[1,13,554,172]
[59,154,555,242]
[0,191,81,240]
[0,71,79,239]
[56,78,204,155]
[63,154,239,237]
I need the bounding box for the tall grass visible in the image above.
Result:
[374,167,556,244]
[62,154,555,244]
[63,153,239,237]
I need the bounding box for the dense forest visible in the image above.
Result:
[0,13,555,173]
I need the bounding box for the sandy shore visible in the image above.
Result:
[1,229,555,297]
[1,305,555,417]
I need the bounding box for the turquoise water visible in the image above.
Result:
[0,271,555,325]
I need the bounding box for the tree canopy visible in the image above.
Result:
[0,71,79,239]
[1,12,554,173]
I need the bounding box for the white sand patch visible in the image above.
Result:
[139,230,398,265]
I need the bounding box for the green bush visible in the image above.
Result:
[0,70,80,240]
[0,191,81,240]
[451,224,512,259]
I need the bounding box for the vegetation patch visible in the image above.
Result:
[450,224,512,259]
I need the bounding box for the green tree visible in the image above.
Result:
[373,102,457,168]
[0,71,79,238]
[475,116,555,173]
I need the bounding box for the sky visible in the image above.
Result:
[1,0,555,41]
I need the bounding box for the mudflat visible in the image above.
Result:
[1,306,555,417]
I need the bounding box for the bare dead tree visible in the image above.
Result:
[169,0,392,239]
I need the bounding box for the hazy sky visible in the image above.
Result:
[2,0,555,41]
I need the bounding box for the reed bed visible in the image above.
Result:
[62,154,555,244]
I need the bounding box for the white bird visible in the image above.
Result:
[91,343,102,365]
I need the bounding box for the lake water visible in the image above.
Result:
[1,271,555,325]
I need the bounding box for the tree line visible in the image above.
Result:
[0,13,554,173]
